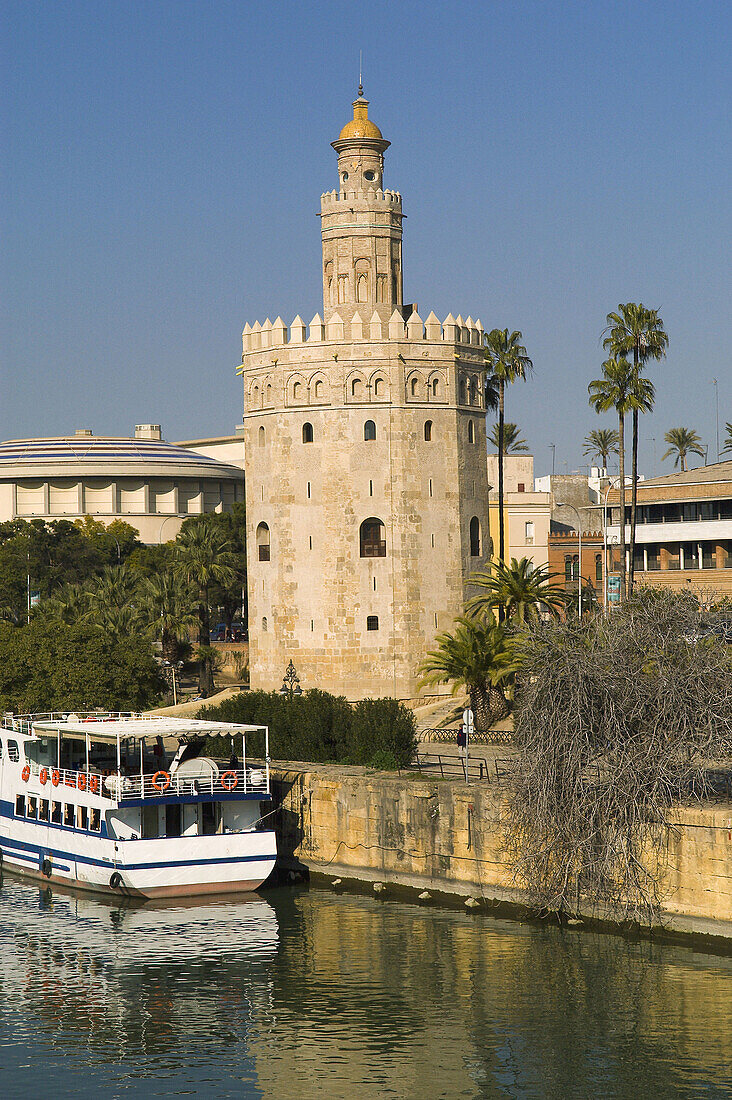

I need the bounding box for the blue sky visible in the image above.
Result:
[2,0,730,477]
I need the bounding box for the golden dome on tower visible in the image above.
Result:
[337,92,384,141]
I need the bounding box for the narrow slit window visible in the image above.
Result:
[470,516,481,557]
[369,479,373,497]
[257,522,270,561]
[307,482,311,499]
[364,420,376,441]
[468,420,475,444]
[424,420,432,441]
[302,422,313,443]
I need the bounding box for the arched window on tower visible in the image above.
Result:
[459,378,468,404]
[256,522,270,562]
[314,379,324,400]
[258,426,265,448]
[424,420,433,442]
[364,420,376,441]
[302,422,313,444]
[432,377,440,398]
[351,377,363,400]
[360,518,386,558]
[470,516,481,558]
[410,377,419,398]
[357,273,368,302]
[468,420,475,444]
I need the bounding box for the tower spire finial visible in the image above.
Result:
[358,50,363,98]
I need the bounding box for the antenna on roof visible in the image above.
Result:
[358,50,363,98]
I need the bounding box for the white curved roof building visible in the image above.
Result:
[0,425,245,543]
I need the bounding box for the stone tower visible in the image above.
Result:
[238,90,491,700]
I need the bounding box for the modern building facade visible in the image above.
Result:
[606,461,732,598]
[238,89,491,699]
[0,425,245,543]
[547,530,606,610]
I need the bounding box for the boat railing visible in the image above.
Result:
[20,761,269,801]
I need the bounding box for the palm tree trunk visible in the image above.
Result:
[497,378,501,594]
[198,586,213,696]
[629,406,639,597]
[618,411,627,601]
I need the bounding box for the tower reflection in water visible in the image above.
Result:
[1,876,731,1099]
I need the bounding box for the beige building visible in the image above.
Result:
[0,425,245,543]
[238,88,491,699]
[486,454,551,568]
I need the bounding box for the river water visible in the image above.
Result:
[0,874,730,1099]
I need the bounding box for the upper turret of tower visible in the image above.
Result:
[321,88,404,322]
[331,86,390,193]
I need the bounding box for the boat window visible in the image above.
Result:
[26,796,37,819]
[90,807,101,832]
[201,801,217,836]
[8,740,19,762]
[52,801,62,825]
[15,794,24,817]
[64,804,74,827]
[0,739,3,758]
[39,799,49,822]
[77,805,89,830]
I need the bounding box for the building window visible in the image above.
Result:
[360,518,386,558]
[302,422,313,443]
[369,479,373,497]
[410,377,419,398]
[262,616,268,632]
[460,379,467,404]
[470,516,481,557]
[468,420,475,444]
[314,379,324,400]
[517,483,525,493]
[8,740,19,762]
[429,478,433,497]
[352,377,363,399]
[258,426,265,448]
[432,378,440,398]
[424,420,432,441]
[256,522,270,562]
[565,554,579,582]
[366,615,379,631]
[364,420,376,441]
[595,553,602,582]
[374,376,384,397]
[525,522,534,545]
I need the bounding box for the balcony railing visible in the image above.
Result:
[20,761,270,801]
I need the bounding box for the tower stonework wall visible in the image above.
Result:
[239,94,491,700]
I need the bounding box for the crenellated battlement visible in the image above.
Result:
[320,188,402,209]
[240,309,485,356]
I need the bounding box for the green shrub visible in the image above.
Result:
[198,689,417,768]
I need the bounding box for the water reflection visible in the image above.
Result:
[0,872,731,1099]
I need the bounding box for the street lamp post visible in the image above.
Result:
[279,660,303,700]
[557,502,582,619]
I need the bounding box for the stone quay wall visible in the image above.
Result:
[270,763,732,939]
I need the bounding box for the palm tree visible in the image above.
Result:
[418,613,519,727]
[589,357,634,601]
[662,427,705,471]
[483,329,534,567]
[487,421,529,454]
[467,557,567,624]
[720,421,732,456]
[43,581,91,626]
[582,428,619,469]
[173,521,237,696]
[603,304,668,596]
[137,573,198,663]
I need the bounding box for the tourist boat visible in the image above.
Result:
[0,712,277,897]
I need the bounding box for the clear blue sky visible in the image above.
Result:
[2,0,730,478]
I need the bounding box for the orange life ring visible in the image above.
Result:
[89,775,99,794]
[77,773,87,791]
[40,767,49,785]
[21,764,30,783]
[152,770,171,793]
[220,770,238,792]
[51,769,60,787]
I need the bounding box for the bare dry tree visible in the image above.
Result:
[503,589,732,926]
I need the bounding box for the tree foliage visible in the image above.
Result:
[662,426,705,471]
[0,621,165,713]
[503,590,732,925]
[487,421,528,454]
[582,428,619,467]
[418,613,519,727]
[468,557,567,625]
[197,690,417,768]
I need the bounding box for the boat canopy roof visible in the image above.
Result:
[29,716,266,744]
